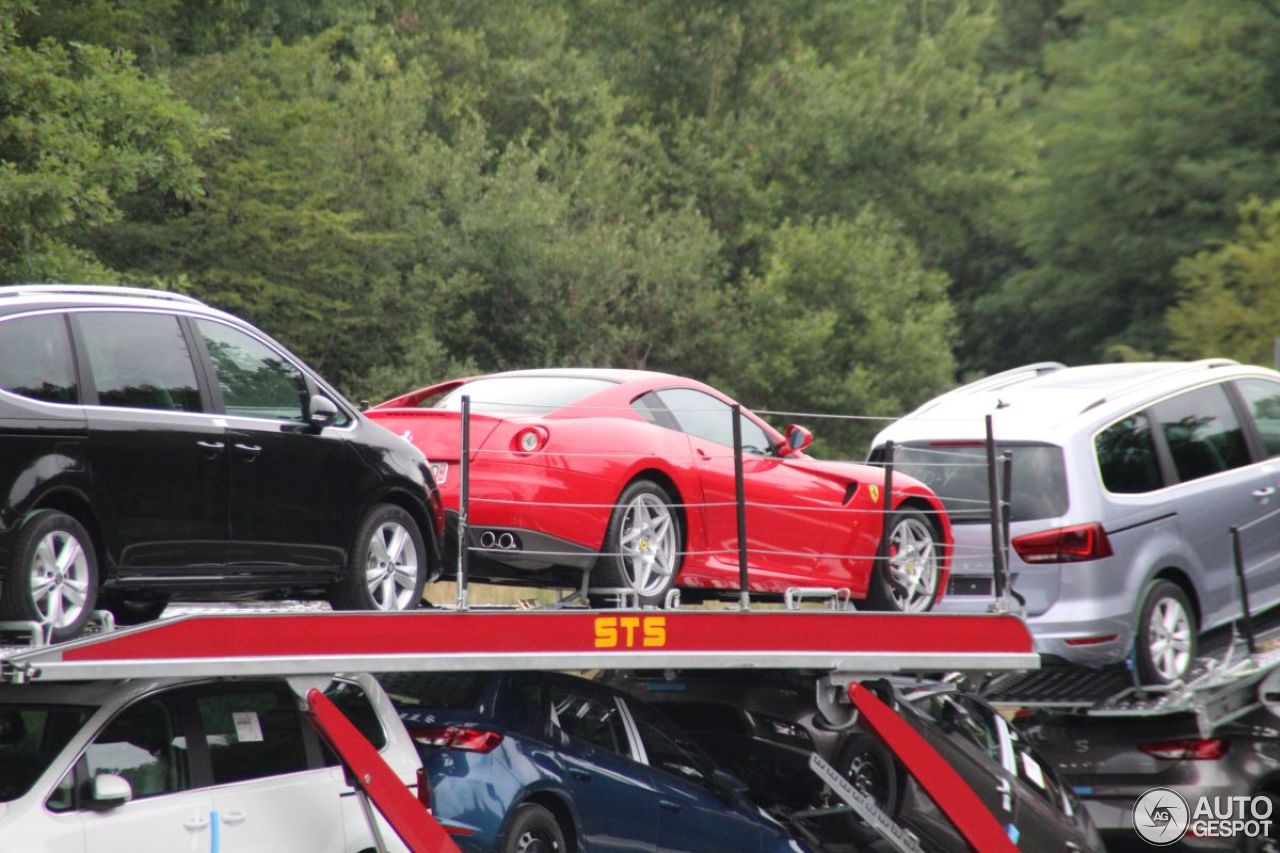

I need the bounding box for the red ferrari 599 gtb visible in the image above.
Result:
[367,369,951,610]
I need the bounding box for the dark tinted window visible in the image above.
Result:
[0,315,77,403]
[655,388,773,454]
[1236,378,1280,458]
[630,391,680,430]
[194,683,308,784]
[627,698,714,787]
[1096,414,1163,493]
[324,680,386,751]
[546,683,628,757]
[1151,384,1250,483]
[885,443,1068,523]
[196,320,308,423]
[78,696,187,800]
[433,377,613,415]
[376,673,488,710]
[79,313,201,412]
[0,703,92,803]
[913,693,1001,765]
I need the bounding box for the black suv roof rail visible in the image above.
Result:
[0,284,205,306]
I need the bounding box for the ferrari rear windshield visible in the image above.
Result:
[433,376,614,415]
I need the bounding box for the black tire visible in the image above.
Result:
[864,509,941,613]
[500,803,566,853]
[328,504,428,611]
[1135,579,1197,685]
[833,733,901,843]
[0,510,98,642]
[591,479,682,607]
[100,593,169,626]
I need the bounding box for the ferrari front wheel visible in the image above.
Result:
[594,479,682,606]
[864,509,940,613]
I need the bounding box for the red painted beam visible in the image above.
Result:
[58,610,1033,661]
[306,688,460,853]
[849,683,1018,853]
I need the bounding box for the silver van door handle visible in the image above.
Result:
[1253,486,1276,499]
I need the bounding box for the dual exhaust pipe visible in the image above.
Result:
[478,530,520,551]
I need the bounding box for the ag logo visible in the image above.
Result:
[1133,788,1189,845]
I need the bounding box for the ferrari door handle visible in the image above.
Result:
[695,447,710,460]
[1253,486,1275,499]
[234,442,262,460]
[567,768,591,781]
[221,810,247,825]
[182,816,210,830]
[659,800,683,813]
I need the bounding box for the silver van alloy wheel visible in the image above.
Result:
[365,520,420,610]
[30,529,91,629]
[886,517,938,612]
[619,493,677,597]
[1148,596,1193,682]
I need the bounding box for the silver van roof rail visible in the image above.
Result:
[0,284,205,306]
[906,361,1066,417]
[1080,358,1239,413]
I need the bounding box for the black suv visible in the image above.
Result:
[0,285,443,640]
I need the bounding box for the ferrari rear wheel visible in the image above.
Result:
[594,479,682,606]
[864,510,940,613]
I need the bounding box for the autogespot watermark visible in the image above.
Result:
[1134,788,1273,845]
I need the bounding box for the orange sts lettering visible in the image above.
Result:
[593,615,667,648]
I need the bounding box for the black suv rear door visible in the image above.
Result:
[74,310,228,574]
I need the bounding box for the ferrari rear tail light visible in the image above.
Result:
[512,426,549,454]
[407,724,504,753]
[1012,523,1113,563]
[1139,737,1229,760]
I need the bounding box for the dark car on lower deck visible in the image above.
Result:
[376,670,810,853]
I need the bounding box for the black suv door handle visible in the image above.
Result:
[195,440,225,456]
[659,800,682,813]
[567,767,591,781]
[234,442,262,460]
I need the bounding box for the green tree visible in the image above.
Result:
[1167,197,1280,367]
[983,0,1280,367]
[0,0,216,282]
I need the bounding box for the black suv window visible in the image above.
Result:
[654,388,773,454]
[1236,378,1280,458]
[196,320,309,423]
[193,682,309,784]
[319,679,386,767]
[1096,414,1163,494]
[1151,384,1251,482]
[0,703,92,805]
[79,313,202,412]
[0,314,78,404]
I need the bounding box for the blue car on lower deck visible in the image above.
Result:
[375,670,810,853]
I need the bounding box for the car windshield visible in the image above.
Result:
[432,377,614,416]
[875,442,1068,524]
[0,703,94,802]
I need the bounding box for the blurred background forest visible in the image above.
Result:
[3,0,1280,456]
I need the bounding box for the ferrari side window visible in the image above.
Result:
[657,388,772,454]
[630,392,680,431]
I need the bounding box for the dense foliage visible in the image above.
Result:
[3,0,1278,455]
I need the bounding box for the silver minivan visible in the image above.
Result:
[871,360,1280,684]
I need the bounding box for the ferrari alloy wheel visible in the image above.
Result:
[1135,580,1197,685]
[0,510,98,642]
[595,479,683,606]
[329,504,428,612]
[865,510,939,613]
